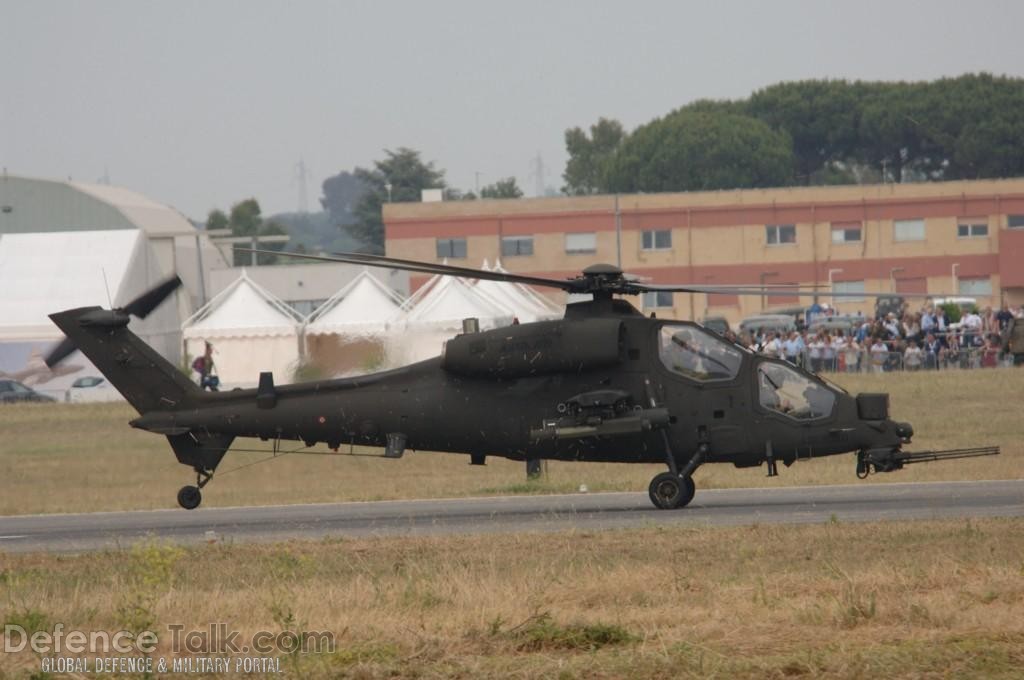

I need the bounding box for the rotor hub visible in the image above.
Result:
[573,264,640,296]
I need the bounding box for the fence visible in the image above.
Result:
[778,346,1012,374]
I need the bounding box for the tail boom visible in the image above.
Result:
[48,307,199,414]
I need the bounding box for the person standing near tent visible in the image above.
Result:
[192,341,220,391]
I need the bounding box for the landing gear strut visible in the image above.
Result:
[177,469,213,510]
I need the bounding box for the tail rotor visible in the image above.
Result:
[44,275,183,368]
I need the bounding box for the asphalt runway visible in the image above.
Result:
[0,480,1021,553]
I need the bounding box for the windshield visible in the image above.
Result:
[757,361,836,420]
[659,325,743,381]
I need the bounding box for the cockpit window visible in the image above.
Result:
[658,325,743,381]
[757,362,836,420]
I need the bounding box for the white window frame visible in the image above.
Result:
[766,224,796,246]
[832,280,865,302]
[641,229,672,251]
[642,291,673,308]
[500,235,534,257]
[830,223,862,244]
[956,222,988,239]
[958,277,992,296]
[893,219,926,242]
[1008,215,1024,229]
[565,232,597,255]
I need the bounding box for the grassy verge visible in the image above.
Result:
[1,369,1021,515]
[1,519,1022,678]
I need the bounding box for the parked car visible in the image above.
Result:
[66,376,125,403]
[0,379,56,403]
[700,316,731,336]
[739,314,797,338]
[808,314,863,336]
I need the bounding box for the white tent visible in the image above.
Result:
[303,271,404,376]
[182,271,303,387]
[387,273,514,366]
[473,259,563,323]
[305,270,404,337]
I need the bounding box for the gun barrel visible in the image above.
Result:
[895,446,1000,464]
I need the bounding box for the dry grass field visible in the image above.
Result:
[1,520,1022,678]
[1,369,1021,515]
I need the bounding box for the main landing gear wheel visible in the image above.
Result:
[648,472,696,510]
[177,485,202,510]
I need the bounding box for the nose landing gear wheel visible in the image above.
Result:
[177,485,202,510]
[648,472,696,509]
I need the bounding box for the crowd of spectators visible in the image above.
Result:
[735,302,1024,373]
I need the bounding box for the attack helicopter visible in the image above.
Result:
[46,250,998,510]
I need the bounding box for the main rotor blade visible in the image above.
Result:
[120,275,183,318]
[636,283,942,299]
[44,336,78,368]
[239,248,580,292]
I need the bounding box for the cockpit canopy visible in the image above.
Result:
[757,362,836,420]
[658,325,744,382]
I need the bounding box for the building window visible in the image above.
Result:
[832,280,865,302]
[958,277,992,296]
[436,238,467,259]
[642,291,674,308]
[500,235,534,256]
[565,232,597,254]
[893,219,926,241]
[830,222,862,243]
[641,229,672,250]
[1009,215,1024,229]
[957,221,988,238]
[766,224,796,245]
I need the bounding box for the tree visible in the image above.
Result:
[319,171,367,227]
[856,81,932,182]
[605,111,794,193]
[747,80,865,183]
[206,198,286,266]
[480,177,523,199]
[924,73,1024,180]
[351,147,447,253]
[562,117,626,195]
[206,209,229,233]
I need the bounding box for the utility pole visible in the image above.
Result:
[293,158,311,213]
[528,152,545,198]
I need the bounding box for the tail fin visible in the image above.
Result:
[49,307,199,414]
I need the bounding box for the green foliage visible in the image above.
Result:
[319,170,367,227]
[941,302,963,324]
[292,357,328,383]
[606,111,794,193]
[562,117,626,195]
[5,607,50,635]
[568,73,1024,195]
[480,177,524,199]
[116,542,184,636]
[206,198,286,265]
[269,210,364,256]
[352,147,447,253]
[748,79,867,182]
[505,612,638,652]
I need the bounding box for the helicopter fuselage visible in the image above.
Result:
[130,300,907,472]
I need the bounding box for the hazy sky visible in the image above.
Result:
[3,0,1023,220]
